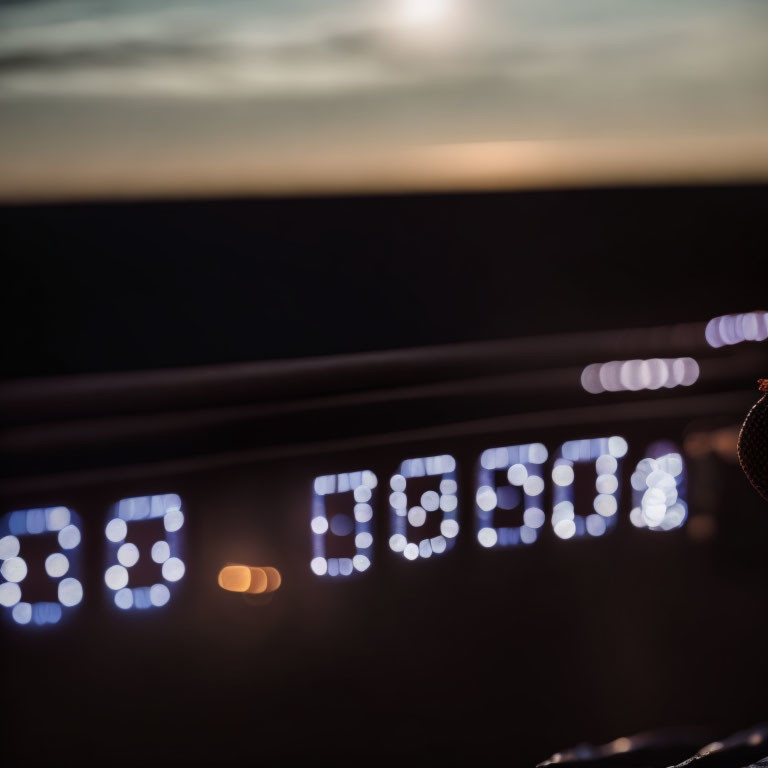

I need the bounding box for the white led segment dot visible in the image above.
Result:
[58,525,81,550]
[390,474,406,492]
[552,501,574,525]
[596,455,617,475]
[594,494,617,517]
[0,535,20,560]
[12,603,32,624]
[105,565,129,590]
[0,581,21,607]
[45,553,69,578]
[353,486,372,503]
[311,517,329,535]
[310,557,328,576]
[523,475,545,497]
[523,508,545,529]
[105,518,127,542]
[421,491,440,512]
[407,506,426,527]
[149,584,170,607]
[477,527,498,548]
[389,492,407,510]
[117,543,140,568]
[608,437,628,458]
[476,486,497,512]
[46,507,71,531]
[163,508,184,533]
[586,515,606,536]
[552,465,574,487]
[58,578,83,607]
[1,557,28,583]
[431,536,447,554]
[115,588,134,610]
[440,479,457,495]
[162,557,185,582]
[151,540,170,563]
[596,474,619,494]
[507,464,528,486]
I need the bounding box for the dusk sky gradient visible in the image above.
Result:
[1,0,767,199]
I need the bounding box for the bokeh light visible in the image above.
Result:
[705,310,768,347]
[581,358,700,393]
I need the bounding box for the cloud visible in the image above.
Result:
[0,0,766,144]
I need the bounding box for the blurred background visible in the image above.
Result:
[1,0,768,200]
[2,3,768,768]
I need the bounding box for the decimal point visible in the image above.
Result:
[218,565,251,593]
[218,565,281,594]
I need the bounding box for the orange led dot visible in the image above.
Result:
[218,565,281,595]
[218,565,252,593]
[262,567,282,593]
[247,567,268,594]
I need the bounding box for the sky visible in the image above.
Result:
[1,0,767,200]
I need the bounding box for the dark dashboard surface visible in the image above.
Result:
[2,185,767,768]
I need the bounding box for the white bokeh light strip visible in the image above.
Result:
[0,506,83,626]
[630,443,688,531]
[389,454,458,561]
[311,470,377,577]
[475,443,548,548]
[104,494,185,610]
[552,437,627,540]
[581,358,699,394]
[705,311,768,348]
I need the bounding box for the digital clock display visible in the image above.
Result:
[0,431,692,627]
[1,161,767,768]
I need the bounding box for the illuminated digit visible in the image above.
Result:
[104,494,185,610]
[0,506,83,626]
[475,443,548,548]
[311,470,377,577]
[389,454,458,560]
[630,442,687,530]
[551,436,627,539]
